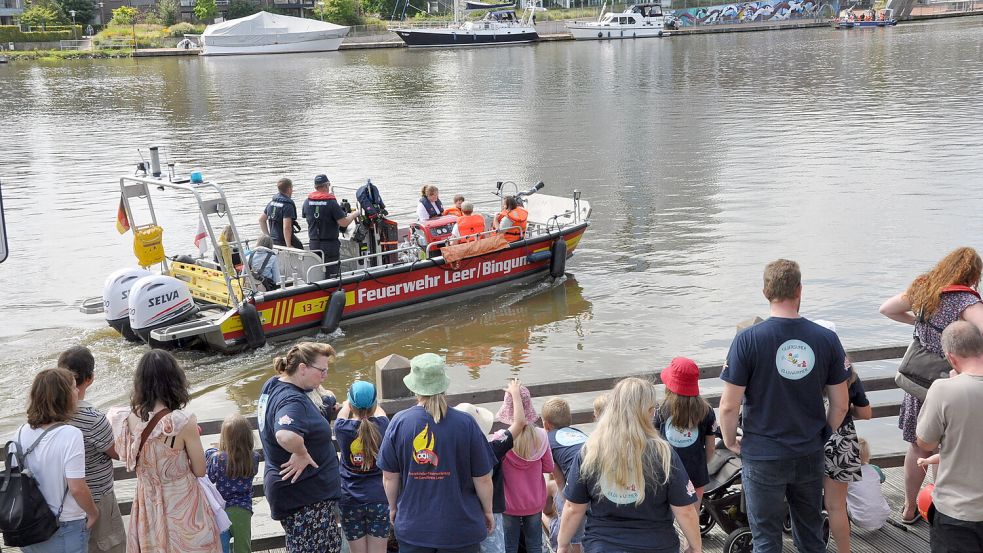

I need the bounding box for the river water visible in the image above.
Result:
[1,19,982,428]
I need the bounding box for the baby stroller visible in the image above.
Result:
[699,441,830,553]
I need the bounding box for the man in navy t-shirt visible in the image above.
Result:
[719,259,849,553]
[259,177,302,249]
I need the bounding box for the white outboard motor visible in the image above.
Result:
[103,268,152,342]
[128,275,198,345]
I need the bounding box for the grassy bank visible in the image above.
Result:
[4,48,134,61]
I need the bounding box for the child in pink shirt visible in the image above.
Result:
[497,385,554,553]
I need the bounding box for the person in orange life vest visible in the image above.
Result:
[443,194,466,217]
[493,196,528,243]
[451,202,485,243]
[417,185,444,221]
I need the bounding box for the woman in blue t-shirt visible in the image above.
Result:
[335,380,391,553]
[557,377,702,553]
[257,342,343,553]
[377,353,495,553]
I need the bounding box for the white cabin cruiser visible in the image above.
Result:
[200,12,349,56]
[566,3,669,40]
[391,1,540,48]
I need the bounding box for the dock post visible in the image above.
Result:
[376,354,413,399]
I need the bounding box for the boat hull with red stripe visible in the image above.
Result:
[171,223,588,353]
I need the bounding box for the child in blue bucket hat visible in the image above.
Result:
[335,380,391,553]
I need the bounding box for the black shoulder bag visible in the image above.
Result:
[0,424,69,547]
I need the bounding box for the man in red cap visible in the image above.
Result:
[718,259,850,553]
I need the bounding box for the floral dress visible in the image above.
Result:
[107,408,222,553]
[898,291,980,443]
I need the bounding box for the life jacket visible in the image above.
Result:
[305,191,339,240]
[456,214,485,242]
[420,197,444,219]
[941,284,982,300]
[356,182,385,217]
[495,207,528,242]
[444,207,464,217]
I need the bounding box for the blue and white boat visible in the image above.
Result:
[391,1,541,47]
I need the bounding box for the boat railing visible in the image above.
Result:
[387,20,463,30]
[304,246,421,283]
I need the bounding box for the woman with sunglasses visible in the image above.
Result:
[258,342,343,552]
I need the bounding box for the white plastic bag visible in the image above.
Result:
[198,476,233,533]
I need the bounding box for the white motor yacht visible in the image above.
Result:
[566,2,669,40]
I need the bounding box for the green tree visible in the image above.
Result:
[156,0,181,25]
[314,0,363,25]
[109,5,137,25]
[59,0,95,24]
[226,0,260,19]
[20,0,66,28]
[363,0,397,18]
[194,0,218,22]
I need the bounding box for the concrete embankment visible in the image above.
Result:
[118,10,983,58]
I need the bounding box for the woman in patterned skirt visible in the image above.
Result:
[879,247,983,524]
[815,320,873,553]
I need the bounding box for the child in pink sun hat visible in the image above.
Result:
[495,384,553,553]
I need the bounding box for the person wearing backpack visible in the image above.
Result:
[11,368,99,552]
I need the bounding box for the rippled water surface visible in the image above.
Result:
[2,19,982,428]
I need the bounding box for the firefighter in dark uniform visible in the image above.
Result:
[259,177,303,249]
[302,174,357,279]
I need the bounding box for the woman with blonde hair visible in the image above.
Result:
[557,377,701,553]
[257,342,343,552]
[378,353,495,553]
[879,246,983,524]
[417,185,444,221]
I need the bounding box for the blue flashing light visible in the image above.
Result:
[190,171,204,184]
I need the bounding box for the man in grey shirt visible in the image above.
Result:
[917,320,983,551]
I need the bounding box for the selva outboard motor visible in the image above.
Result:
[128,275,198,346]
[103,268,152,342]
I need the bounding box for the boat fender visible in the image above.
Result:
[549,239,567,279]
[239,302,266,350]
[658,30,663,37]
[527,250,551,264]
[598,31,603,38]
[320,290,346,334]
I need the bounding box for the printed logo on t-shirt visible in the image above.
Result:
[555,427,588,447]
[686,480,696,497]
[257,394,269,432]
[664,417,698,448]
[775,340,816,380]
[600,477,640,505]
[350,435,366,469]
[412,424,439,467]
[278,415,294,426]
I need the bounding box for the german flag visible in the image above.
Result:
[116,195,130,234]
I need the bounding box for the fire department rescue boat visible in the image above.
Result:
[79,150,591,354]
